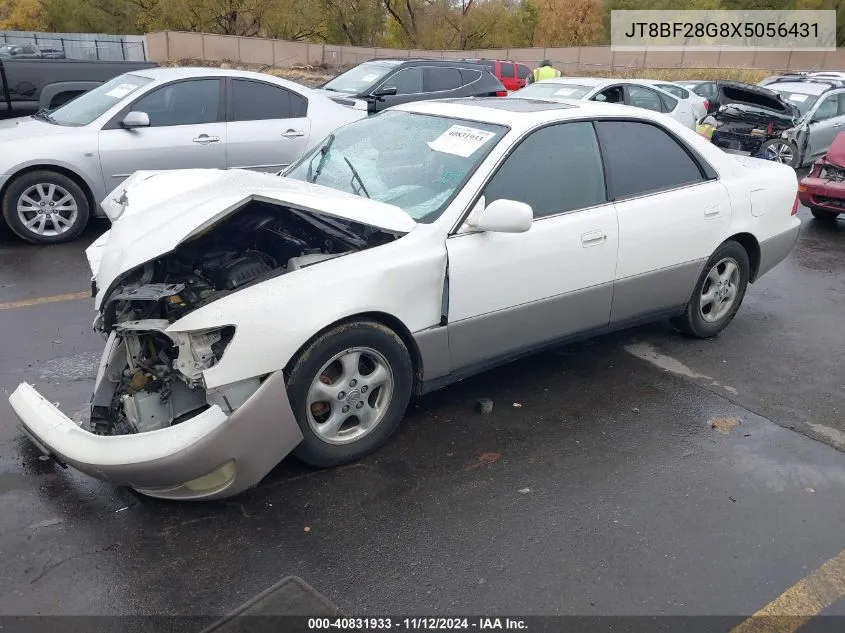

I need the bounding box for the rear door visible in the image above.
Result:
[98,78,226,193]
[423,66,465,97]
[806,91,845,161]
[225,78,311,172]
[498,62,517,91]
[594,119,731,325]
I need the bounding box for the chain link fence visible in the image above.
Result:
[0,31,148,61]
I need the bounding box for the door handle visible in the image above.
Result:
[581,230,606,247]
[281,129,305,138]
[704,205,721,219]
[834,122,843,128]
[193,135,220,144]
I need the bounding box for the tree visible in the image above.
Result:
[0,0,47,30]
[535,0,604,46]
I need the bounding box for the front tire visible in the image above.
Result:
[671,241,750,338]
[286,320,413,467]
[761,139,800,168]
[811,208,840,222]
[2,170,89,244]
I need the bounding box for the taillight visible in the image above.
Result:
[766,121,774,136]
[495,90,507,97]
[703,99,710,111]
[792,194,800,215]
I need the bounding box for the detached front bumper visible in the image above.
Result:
[9,371,303,501]
[798,177,845,212]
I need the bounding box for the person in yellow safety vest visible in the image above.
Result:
[527,59,561,84]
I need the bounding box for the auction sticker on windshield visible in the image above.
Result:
[106,83,141,99]
[428,125,496,158]
[554,88,578,96]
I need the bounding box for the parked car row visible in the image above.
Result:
[9,95,801,500]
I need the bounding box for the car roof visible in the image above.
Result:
[395,96,667,129]
[766,81,831,95]
[363,57,492,68]
[131,66,286,81]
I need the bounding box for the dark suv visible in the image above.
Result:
[316,58,507,113]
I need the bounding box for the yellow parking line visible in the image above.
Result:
[731,549,845,633]
[0,291,90,311]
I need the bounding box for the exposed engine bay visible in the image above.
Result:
[88,201,399,437]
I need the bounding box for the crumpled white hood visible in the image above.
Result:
[91,168,416,308]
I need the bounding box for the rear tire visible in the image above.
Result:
[811,208,840,222]
[2,170,89,244]
[671,240,750,338]
[286,320,413,468]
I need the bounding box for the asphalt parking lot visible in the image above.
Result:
[1,207,844,623]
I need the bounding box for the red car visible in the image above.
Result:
[463,59,532,92]
[798,131,845,223]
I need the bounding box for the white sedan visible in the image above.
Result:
[512,77,700,129]
[9,98,800,500]
[635,79,709,118]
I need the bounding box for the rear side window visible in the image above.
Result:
[459,68,482,85]
[695,83,717,99]
[657,91,678,112]
[423,67,463,92]
[626,85,663,112]
[231,79,306,121]
[517,64,531,79]
[500,63,515,78]
[657,84,689,99]
[483,122,606,218]
[595,120,704,199]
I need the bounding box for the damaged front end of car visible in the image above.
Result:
[10,168,414,499]
[697,81,804,160]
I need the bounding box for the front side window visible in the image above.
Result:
[626,85,663,112]
[130,79,220,127]
[385,67,424,95]
[284,111,507,223]
[46,73,153,126]
[811,94,840,120]
[595,120,704,199]
[483,122,606,218]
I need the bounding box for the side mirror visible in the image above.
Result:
[121,111,150,129]
[372,86,398,98]
[467,198,533,233]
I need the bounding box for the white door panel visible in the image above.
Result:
[99,124,227,194]
[447,205,618,321]
[614,182,731,280]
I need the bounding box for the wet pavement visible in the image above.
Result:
[0,208,844,619]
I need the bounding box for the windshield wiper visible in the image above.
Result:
[344,156,370,198]
[307,134,335,183]
[32,108,55,123]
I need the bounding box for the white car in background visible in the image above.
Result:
[636,79,709,118]
[9,98,799,501]
[512,77,699,129]
[0,67,365,244]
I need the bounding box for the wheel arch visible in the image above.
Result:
[1,164,97,217]
[283,311,424,389]
[725,232,761,282]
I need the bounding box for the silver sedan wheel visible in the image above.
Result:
[700,257,740,323]
[765,142,794,165]
[306,347,394,445]
[16,183,79,237]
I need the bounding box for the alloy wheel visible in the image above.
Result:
[16,183,79,237]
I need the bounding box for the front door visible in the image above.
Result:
[592,119,732,325]
[98,78,226,193]
[225,78,312,172]
[371,66,425,112]
[806,92,845,162]
[446,121,618,371]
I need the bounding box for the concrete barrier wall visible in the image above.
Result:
[146,31,839,73]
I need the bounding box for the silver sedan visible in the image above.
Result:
[0,67,366,244]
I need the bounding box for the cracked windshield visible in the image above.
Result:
[284,111,506,222]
